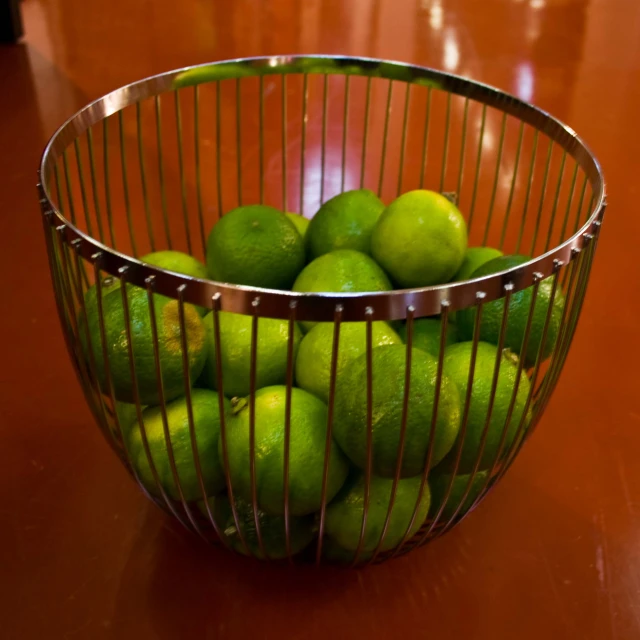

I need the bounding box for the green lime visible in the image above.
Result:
[292,249,392,331]
[112,401,144,440]
[306,189,385,259]
[397,317,458,357]
[199,311,302,398]
[141,250,208,280]
[206,205,305,289]
[285,212,310,241]
[453,246,503,282]
[199,495,316,560]
[141,250,209,316]
[441,341,531,473]
[429,470,488,521]
[222,386,349,516]
[371,190,467,287]
[127,389,230,501]
[295,321,401,403]
[82,284,207,405]
[334,345,461,477]
[456,255,566,366]
[325,473,431,552]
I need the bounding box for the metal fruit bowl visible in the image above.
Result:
[38,55,605,565]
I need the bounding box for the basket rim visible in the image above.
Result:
[38,54,606,321]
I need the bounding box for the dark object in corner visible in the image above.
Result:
[0,0,23,43]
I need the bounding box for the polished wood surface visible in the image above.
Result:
[2,1,639,638]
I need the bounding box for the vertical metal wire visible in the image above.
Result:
[319,74,329,205]
[282,301,297,562]
[516,130,539,254]
[86,130,106,244]
[315,304,343,565]
[281,75,288,210]
[439,93,452,194]
[193,86,207,255]
[351,307,374,566]
[136,103,156,252]
[419,87,432,189]
[501,267,562,475]
[423,295,484,539]
[211,294,251,555]
[174,91,192,254]
[236,78,243,207]
[61,150,77,226]
[299,74,309,215]
[73,139,92,237]
[118,111,138,256]
[370,305,415,562]
[91,256,127,449]
[499,121,525,249]
[259,75,265,205]
[146,278,203,532]
[396,84,412,197]
[54,163,64,214]
[442,284,512,530]
[456,98,470,203]
[340,76,350,194]
[359,77,373,190]
[572,176,590,235]
[154,96,172,247]
[392,301,450,556]
[482,113,508,245]
[557,163,580,246]
[118,267,199,532]
[177,286,214,531]
[102,121,118,249]
[468,105,487,231]
[248,297,267,558]
[529,140,554,256]
[215,81,224,216]
[544,152,567,252]
[377,80,394,197]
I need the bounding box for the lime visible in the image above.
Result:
[292,249,392,331]
[82,284,207,405]
[334,345,461,477]
[397,317,458,357]
[295,321,401,403]
[429,470,488,521]
[452,246,503,282]
[206,205,305,289]
[306,189,385,259]
[325,474,431,552]
[371,190,467,287]
[456,255,565,366]
[441,341,531,473]
[112,400,144,440]
[141,250,208,280]
[127,389,230,501]
[199,495,316,560]
[199,311,302,398]
[140,250,209,316]
[222,386,349,516]
[285,212,310,241]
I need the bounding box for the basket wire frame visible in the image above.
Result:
[39,56,605,566]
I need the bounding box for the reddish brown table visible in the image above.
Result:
[2,0,640,638]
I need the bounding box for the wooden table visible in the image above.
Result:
[2,0,639,638]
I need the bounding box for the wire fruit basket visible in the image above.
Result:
[38,56,605,566]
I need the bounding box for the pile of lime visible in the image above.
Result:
[80,188,564,563]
